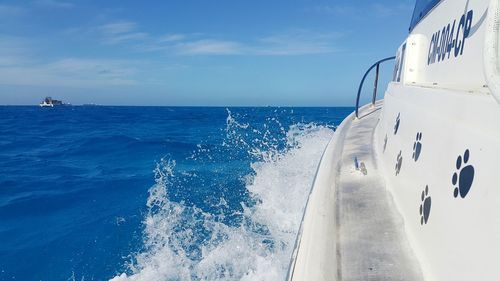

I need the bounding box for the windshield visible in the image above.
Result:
[409,0,441,31]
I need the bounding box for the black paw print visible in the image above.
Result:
[394,113,401,135]
[395,150,403,175]
[420,185,431,225]
[412,132,422,161]
[383,134,388,152]
[452,149,475,198]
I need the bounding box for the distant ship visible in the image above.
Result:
[39,97,64,107]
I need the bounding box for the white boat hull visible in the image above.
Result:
[288,0,500,280]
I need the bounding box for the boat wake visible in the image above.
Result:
[110,110,335,281]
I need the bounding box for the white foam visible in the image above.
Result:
[110,113,335,281]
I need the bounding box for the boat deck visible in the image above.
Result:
[335,102,422,280]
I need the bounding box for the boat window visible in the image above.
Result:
[409,0,441,32]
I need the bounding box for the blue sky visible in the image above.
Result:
[0,0,414,106]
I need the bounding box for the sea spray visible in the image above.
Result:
[111,110,335,281]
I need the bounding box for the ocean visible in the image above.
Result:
[0,106,352,281]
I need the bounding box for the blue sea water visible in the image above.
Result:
[0,106,352,281]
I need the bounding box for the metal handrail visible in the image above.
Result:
[355,56,396,118]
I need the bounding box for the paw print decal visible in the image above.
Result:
[383,134,388,152]
[394,113,401,135]
[420,185,431,225]
[395,150,403,176]
[412,132,422,162]
[452,149,475,198]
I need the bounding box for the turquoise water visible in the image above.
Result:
[0,106,352,281]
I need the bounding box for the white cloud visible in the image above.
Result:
[254,30,339,55]
[99,21,137,35]
[176,40,243,55]
[172,30,339,56]
[97,21,150,45]
[0,54,141,87]
[0,36,32,66]
[81,19,339,56]
[0,21,341,91]
[158,34,186,43]
[131,30,339,56]
[47,58,136,77]
[103,32,149,45]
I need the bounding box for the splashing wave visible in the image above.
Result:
[110,110,335,281]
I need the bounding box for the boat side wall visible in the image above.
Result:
[287,110,355,281]
[378,2,500,278]
[375,82,500,281]
[289,0,500,279]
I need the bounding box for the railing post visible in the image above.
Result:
[372,63,380,106]
[354,56,395,119]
